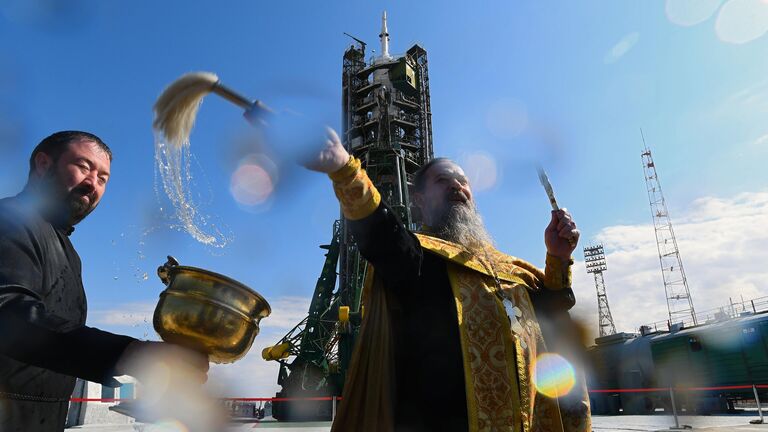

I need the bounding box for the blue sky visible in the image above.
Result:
[1,1,767,396]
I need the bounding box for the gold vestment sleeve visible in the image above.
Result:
[328,156,381,220]
[543,253,573,290]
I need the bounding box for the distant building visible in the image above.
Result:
[66,376,138,427]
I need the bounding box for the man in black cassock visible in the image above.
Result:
[306,129,591,432]
[0,131,208,432]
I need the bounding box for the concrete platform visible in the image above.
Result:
[66,414,768,431]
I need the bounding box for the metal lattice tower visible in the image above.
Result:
[584,244,617,337]
[641,133,697,327]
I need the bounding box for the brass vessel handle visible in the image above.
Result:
[157,255,180,285]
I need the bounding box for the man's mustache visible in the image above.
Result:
[69,185,96,206]
[447,190,469,204]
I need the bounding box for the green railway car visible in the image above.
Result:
[651,313,768,390]
[588,311,768,415]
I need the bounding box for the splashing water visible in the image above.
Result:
[152,72,232,247]
[532,353,576,398]
[153,134,231,247]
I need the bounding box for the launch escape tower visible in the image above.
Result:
[583,244,617,337]
[264,12,434,421]
[641,133,697,328]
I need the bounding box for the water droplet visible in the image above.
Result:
[113,276,119,280]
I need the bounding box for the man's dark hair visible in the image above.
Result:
[28,131,112,176]
[413,157,455,193]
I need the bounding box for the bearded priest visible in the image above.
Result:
[306,128,591,432]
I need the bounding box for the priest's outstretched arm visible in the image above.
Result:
[306,128,421,283]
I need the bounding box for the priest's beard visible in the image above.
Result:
[431,201,494,254]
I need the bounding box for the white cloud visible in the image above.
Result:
[750,133,768,149]
[206,346,282,398]
[89,302,155,327]
[572,191,768,340]
[603,32,640,64]
[719,79,768,115]
[206,296,313,398]
[259,296,311,329]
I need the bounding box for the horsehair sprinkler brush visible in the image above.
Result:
[153,71,272,147]
[152,72,272,247]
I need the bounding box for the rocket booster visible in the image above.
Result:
[380,11,390,58]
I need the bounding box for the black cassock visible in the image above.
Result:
[0,193,135,432]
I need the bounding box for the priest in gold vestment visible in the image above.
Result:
[306,129,591,432]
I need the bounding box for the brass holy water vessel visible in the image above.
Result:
[153,256,271,363]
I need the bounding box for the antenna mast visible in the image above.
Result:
[641,131,697,327]
[584,244,617,337]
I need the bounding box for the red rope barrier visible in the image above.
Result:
[588,384,762,394]
[221,397,342,402]
[70,398,125,402]
[70,384,767,403]
[589,388,667,393]
[70,396,343,403]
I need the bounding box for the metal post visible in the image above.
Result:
[668,387,692,430]
[332,396,337,420]
[752,385,764,424]
[669,387,681,429]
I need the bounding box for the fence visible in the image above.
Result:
[588,383,767,428]
[71,384,768,427]
[69,395,343,421]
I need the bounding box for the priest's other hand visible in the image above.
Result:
[304,127,350,173]
[115,340,209,385]
[545,208,579,260]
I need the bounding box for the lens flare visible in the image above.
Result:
[229,154,277,208]
[715,0,768,44]
[603,32,639,64]
[460,151,499,192]
[150,419,190,432]
[533,353,576,398]
[666,0,723,26]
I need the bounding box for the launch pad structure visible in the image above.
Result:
[262,12,434,421]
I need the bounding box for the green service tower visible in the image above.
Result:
[263,11,434,421]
